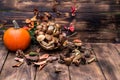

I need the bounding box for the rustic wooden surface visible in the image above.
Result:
[69,44,105,80]
[35,52,70,80]
[0,1,120,80]
[0,51,36,80]
[91,43,120,80]
[0,40,120,80]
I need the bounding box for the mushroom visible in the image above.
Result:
[37,35,45,42]
[49,21,55,26]
[73,39,82,47]
[53,37,59,43]
[46,25,54,34]
[25,19,31,23]
[45,34,52,41]
[35,30,40,35]
[36,25,43,30]
[59,33,67,43]
[35,21,64,50]
[53,30,60,37]
[38,31,44,35]
[42,25,48,32]
[55,24,61,29]
[53,24,61,37]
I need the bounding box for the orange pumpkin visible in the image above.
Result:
[3,20,31,51]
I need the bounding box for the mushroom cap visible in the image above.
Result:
[73,39,82,46]
[74,43,82,46]
[38,31,44,35]
[36,25,43,30]
[48,25,54,30]
[73,39,82,43]
[63,40,69,47]
[47,25,54,34]
[53,30,60,37]
[55,24,61,29]
[37,35,45,42]
[45,34,52,41]
[25,19,31,23]
[49,22,55,25]
[42,25,48,32]
[53,37,59,43]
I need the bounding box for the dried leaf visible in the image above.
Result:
[46,56,58,62]
[39,54,49,61]
[25,54,39,62]
[14,57,24,62]
[16,50,25,58]
[29,52,38,56]
[34,61,47,66]
[12,62,24,67]
[36,48,41,53]
[87,55,97,64]
[39,63,47,70]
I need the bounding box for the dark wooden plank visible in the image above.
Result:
[1,1,120,12]
[69,43,105,80]
[35,53,70,80]
[107,43,120,71]
[0,11,115,20]
[8,4,120,12]
[77,31,116,40]
[0,0,117,4]
[0,11,119,26]
[91,43,120,80]
[0,52,36,80]
[68,32,116,43]
[0,42,8,73]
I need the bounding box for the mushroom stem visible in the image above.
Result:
[12,20,20,29]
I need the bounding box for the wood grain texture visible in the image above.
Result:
[0,0,120,12]
[114,44,120,53]
[0,52,36,80]
[0,42,8,73]
[36,62,69,80]
[69,43,105,80]
[91,43,120,80]
[107,43,120,72]
[35,52,69,80]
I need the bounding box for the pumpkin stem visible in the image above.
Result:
[12,20,20,29]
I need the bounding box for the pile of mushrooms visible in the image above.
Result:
[24,9,66,50]
[35,21,66,50]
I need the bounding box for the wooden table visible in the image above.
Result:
[0,1,120,79]
[0,39,120,80]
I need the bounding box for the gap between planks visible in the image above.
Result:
[0,42,9,74]
[90,43,107,80]
[69,43,105,80]
[91,43,120,80]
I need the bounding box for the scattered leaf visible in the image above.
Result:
[29,52,38,56]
